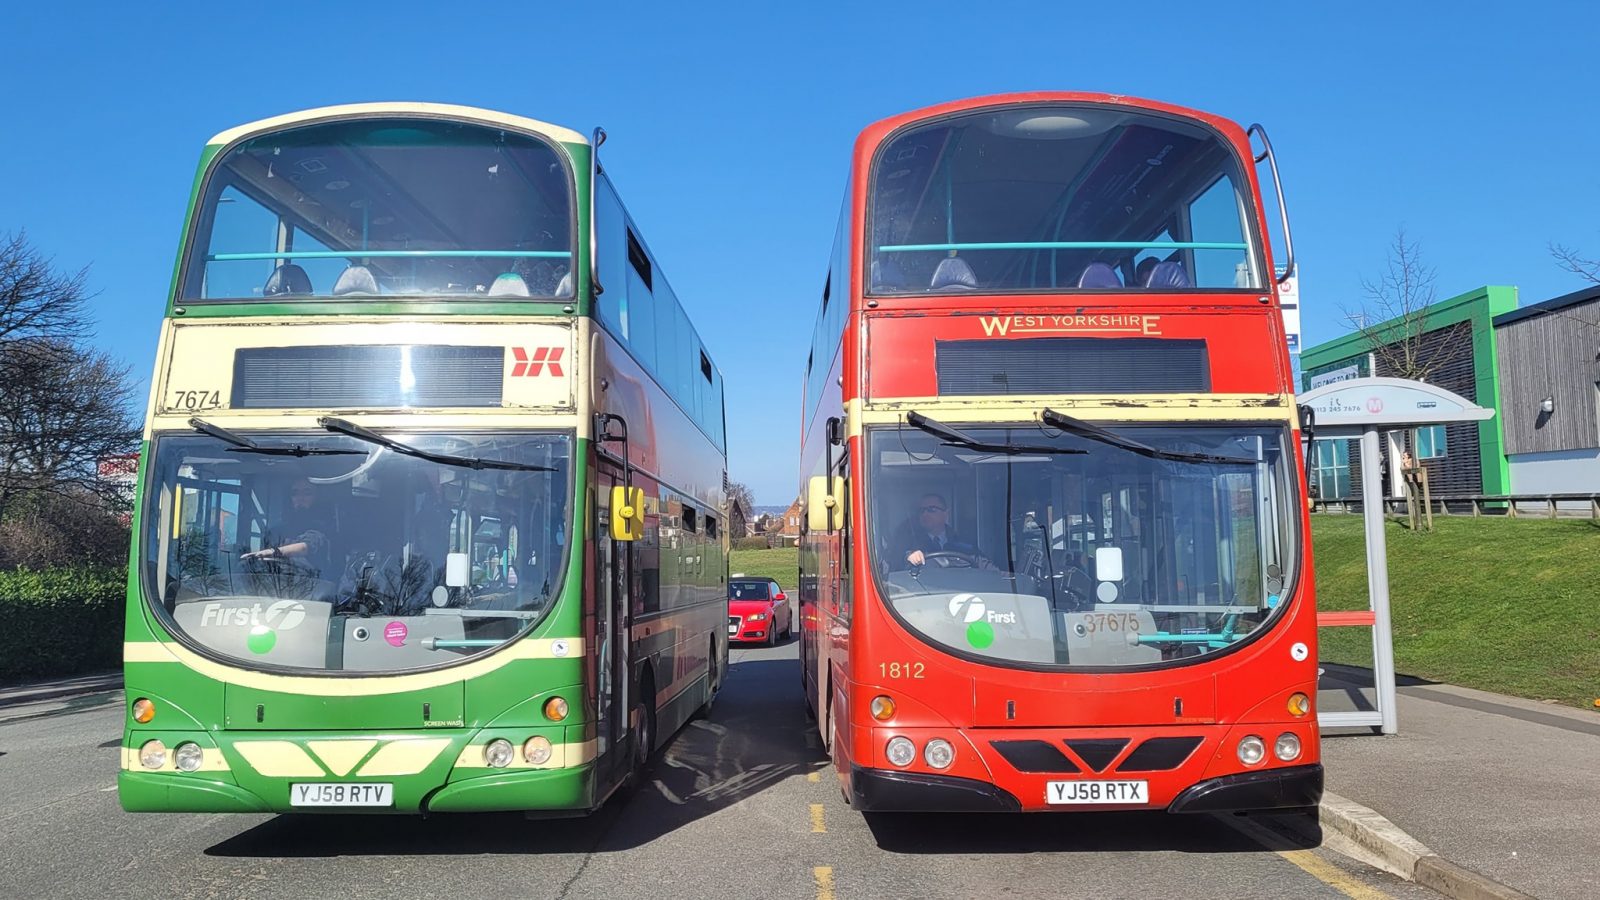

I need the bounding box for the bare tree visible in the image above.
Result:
[0,339,141,519]
[1343,229,1470,383]
[727,480,756,515]
[0,231,92,358]
[1550,241,1600,286]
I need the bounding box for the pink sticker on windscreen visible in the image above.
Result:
[384,621,408,647]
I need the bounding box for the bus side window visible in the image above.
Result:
[594,176,629,340]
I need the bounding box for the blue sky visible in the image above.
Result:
[7,2,1598,504]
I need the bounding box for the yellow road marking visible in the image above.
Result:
[813,866,835,900]
[1276,849,1395,900]
[807,772,820,783]
[809,803,826,833]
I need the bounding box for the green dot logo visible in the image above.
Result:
[966,620,995,649]
[247,625,277,654]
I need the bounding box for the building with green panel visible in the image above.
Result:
[1299,285,1516,500]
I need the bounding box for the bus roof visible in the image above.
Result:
[853,91,1247,156]
[206,102,588,149]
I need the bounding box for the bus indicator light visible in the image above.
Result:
[870,696,895,721]
[1288,693,1311,717]
[132,698,156,724]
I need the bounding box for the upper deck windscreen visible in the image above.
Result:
[183,118,574,302]
[869,105,1261,295]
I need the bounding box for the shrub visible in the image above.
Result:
[732,536,773,551]
[0,491,132,570]
[0,566,125,682]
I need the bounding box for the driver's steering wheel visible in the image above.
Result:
[241,550,318,578]
[918,550,980,568]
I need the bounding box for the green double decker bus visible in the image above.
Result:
[119,103,729,815]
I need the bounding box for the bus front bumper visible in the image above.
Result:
[1166,763,1323,814]
[848,763,1323,814]
[118,763,596,815]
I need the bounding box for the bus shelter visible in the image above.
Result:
[1296,377,1494,734]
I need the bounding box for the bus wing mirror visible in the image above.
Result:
[1248,123,1295,285]
[611,485,644,542]
[806,475,843,533]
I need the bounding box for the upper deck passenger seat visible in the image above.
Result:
[1143,260,1191,288]
[1134,257,1159,287]
[331,264,380,296]
[554,269,574,297]
[929,256,978,292]
[262,264,313,297]
[487,273,530,297]
[871,258,909,292]
[1077,261,1122,288]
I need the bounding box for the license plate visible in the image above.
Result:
[290,783,393,807]
[1046,780,1149,805]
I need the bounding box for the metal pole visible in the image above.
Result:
[1362,426,1399,734]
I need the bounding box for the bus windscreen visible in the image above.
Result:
[184,118,574,302]
[140,430,571,673]
[866,423,1294,668]
[869,105,1259,295]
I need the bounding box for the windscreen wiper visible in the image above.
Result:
[907,411,1085,456]
[1040,408,1256,466]
[318,417,553,472]
[189,417,365,457]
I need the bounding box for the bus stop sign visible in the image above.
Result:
[1295,377,1493,735]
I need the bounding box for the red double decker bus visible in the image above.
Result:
[797,92,1318,816]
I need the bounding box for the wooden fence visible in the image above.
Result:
[1313,493,1600,520]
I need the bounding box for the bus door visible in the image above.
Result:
[594,462,633,787]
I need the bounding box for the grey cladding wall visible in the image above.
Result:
[1496,298,1600,455]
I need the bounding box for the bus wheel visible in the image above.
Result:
[695,641,719,720]
[632,675,657,777]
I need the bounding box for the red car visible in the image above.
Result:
[727,577,792,645]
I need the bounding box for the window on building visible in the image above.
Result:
[1415,425,1447,460]
[1313,440,1351,499]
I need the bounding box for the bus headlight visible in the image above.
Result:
[1274,733,1302,762]
[885,737,915,767]
[173,742,204,772]
[1237,735,1266,766]
[139,740,168,770]
[924,739,955,769]
[523,736,553,766]
[484,739,515,768]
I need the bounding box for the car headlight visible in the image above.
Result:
[924,739,955,769]
[173,742,204,772]
[484,738,515,768]
[1274,733,1302,762]
[139,740,167,770]
[885,737,915,767]
[523,736,553,765]
[1237,735,1266,766]
[748,613,767,622]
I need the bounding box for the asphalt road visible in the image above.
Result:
[0,642,1436,900]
